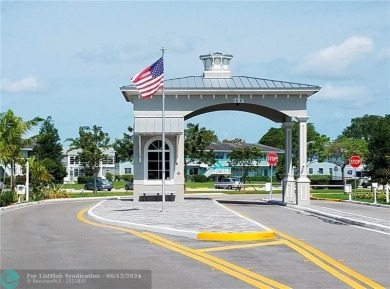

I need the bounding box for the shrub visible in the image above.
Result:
[191,174,210,183]
[0,191,17,207]
[114,174,122,181]
[105,172,114,182]
[77,176,95,184]
[122,174,133,182]
[309,175,331,189]
[354,192,388,202]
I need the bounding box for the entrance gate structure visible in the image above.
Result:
[120,52,321,205]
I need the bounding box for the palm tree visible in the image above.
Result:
[0,110,43,188]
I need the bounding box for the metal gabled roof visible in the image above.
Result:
[121,75,320,91]
[206,142,284,153]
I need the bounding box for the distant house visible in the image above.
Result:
[0,145,34,179]
[62,147,134,183]
[185,142,284,179]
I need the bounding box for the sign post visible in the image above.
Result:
[266,152,278,199]
[349,155,362,197]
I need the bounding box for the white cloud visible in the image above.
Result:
[1,76,41,93]
[296,36,374,78]
[77,37,195,64]
[313,83,373,108]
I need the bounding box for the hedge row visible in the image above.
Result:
[77,174,133,184]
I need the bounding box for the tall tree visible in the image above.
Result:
[259,122,329,168]
[112,126,134,163]
[341,114,383,141]
[322,137,368,183]
[66,126,110,192]
[32,116,67,183]
[184,123,218,173]
[364,115,390,184]
[228,146,263,186]
[0,110,43,187]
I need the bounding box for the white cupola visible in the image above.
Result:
[199,52,233,78]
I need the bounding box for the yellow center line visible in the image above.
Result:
[77,208,291,289]
[197,240,284,252]
[142,232,291,289]
[280,239,366,289]
[273,229,386,289]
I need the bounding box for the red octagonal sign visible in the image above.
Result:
[266,152,278,166]
[349,155,362,168]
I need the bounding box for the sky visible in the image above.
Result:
[1,1,389,145]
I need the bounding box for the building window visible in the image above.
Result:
[329,168,333,175]
[69,156,80,165]
[189,168,199,175]
[309,168,313,174]
[102,156,115,165]
[124,168,132,174]
[318,168,324,175]
[215,152,224,159]
[147,140,170,180]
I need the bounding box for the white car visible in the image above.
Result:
[214,178,242,190]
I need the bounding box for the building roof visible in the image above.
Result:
[121,75,320,91]
[206,142,284,153]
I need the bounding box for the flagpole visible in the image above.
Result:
[161,46,166,212]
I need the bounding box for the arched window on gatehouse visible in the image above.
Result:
[147,139,171,180]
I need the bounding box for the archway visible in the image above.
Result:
[120,52,321,205]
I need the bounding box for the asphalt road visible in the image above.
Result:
[226,202,390,287]
[1,199,389,289]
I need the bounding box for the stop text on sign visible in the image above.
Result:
[349,156,362,168]
[266,152,278,166]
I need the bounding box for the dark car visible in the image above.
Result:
[84,179,113,191]
[125,181,133,190]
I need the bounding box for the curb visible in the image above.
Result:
[0,196,132,211]
[87,200,277,242]
[290,204,390,233]
[1,201,42,211]
[197,231,277,241]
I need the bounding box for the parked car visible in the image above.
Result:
[125,181,133,190]
[214,178,243,190]
[84,179,113,191]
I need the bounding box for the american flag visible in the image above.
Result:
[131,57,164,99]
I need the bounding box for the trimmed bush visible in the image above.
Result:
[77,176,95,184]
[308,175,331,189]
[122,174,133,182]
[105,172,114,182]
[191,174,210,183]
[0,191,17,207]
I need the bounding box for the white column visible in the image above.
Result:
[282,121,296,204]
[296,116,311,206]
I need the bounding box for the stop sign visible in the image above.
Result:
[266,152,278,166]
[349,155,362,168]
